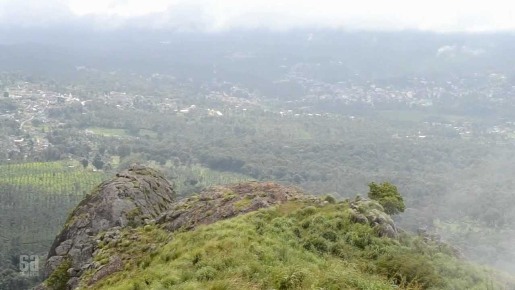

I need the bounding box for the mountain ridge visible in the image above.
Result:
[37,165,515,290]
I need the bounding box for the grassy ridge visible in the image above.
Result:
[86,200,508,290]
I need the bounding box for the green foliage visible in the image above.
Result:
[45,258,71,290]
[368,182,406,215]
[233,197,252,210]
[80,159,88,169]
[0,267,39,290]
[376,252,442,288]
[92,154,104,170]
[85,201,507,290]
[323,194,336,204]
[196,266,217,281]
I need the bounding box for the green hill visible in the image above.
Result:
[37,166,515,290]
[82,202,511,290]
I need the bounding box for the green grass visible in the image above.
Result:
[84,201,509,290]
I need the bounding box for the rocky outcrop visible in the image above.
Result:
[157,181,308,232]
[349,196,398,238]
[39,166,400,290]
[39,165,176,290]
[39,165,314,290]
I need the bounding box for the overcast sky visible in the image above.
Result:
[1,0,514,32]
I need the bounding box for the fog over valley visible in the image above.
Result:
[1,1,515,289]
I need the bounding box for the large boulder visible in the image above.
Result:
[40,165,175,289]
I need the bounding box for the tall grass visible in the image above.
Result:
[86,201,507,290]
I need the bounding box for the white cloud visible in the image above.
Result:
[437,45,458,57]
[436,45,487,58]
[1,0,515,32]
[69,0,171,17]
[0,0,73,27]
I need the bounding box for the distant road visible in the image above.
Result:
[19,100,49,130]
[19,115,34,130]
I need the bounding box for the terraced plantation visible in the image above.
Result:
[0,161,106,194]
[0,161,108,259]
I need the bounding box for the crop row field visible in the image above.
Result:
[0,160,107,195]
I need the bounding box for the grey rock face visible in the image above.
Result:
[54,240,73,256]
[87,255,123,286]
[42,165,176,289]
[157,181,307,232]
[349,197,398,238]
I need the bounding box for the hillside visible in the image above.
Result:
[37,166,514,290]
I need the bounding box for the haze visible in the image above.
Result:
[2,1,515,289]
[0,0,514,32]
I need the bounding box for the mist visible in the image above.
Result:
[2,0,515,32]
[1,1,515,289]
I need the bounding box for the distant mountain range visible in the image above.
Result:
[2,30,515,82]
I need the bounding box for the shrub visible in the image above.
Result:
[324,195,336,204]
[277,270,306,290]
[322,231,338,242]
[376,252,442,288]
[196,266,217,281]
[345,231,372,249]
[300,206,317,216]
[304,236,329,253]
[330,241,354,259]
[367,182,405,215]
[45,258,71,290]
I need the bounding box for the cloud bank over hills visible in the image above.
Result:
[1,0,515,32]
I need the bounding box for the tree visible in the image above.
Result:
[367,182,405,215]
[80,159,88,169]
[3,91,8,98]
[117,145,131,158]
[92,154,104,170]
